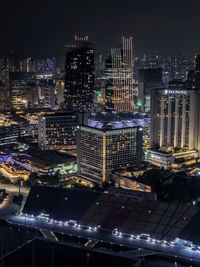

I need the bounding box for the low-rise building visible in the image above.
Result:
[13,147,77,176]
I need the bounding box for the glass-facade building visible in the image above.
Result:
[65,39,94,111]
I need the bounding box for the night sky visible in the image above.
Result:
[1,0,200,57]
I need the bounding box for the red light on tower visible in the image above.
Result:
[86,252,90,257]
[75,35,78,40]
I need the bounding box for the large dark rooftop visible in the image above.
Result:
[24,147,75,168]
[23,186,199,243]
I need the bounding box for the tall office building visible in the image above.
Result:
[105,37,134,112]
[138,68,162,112]
[150,82,200,151]
[55,79,65,107]
[26,58,32,73]
[37,79,56,109]
[65,36,94,111]
[94,54,106,105]
[77,112,143,183]
[105,56,114,110]
[9,72,31,109]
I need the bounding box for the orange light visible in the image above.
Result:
[122,36,125,40]
[130,36,133,40]
[85,35,88,39]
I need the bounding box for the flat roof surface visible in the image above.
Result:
[23,186,100,221]
[23,186,199,243]
[88,112,150,129]
[25,147,75,168]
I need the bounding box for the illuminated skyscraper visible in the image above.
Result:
[106,37,134,112]
[65,36,94,111]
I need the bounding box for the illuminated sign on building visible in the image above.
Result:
[164,90,187,95]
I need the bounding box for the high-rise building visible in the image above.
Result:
[9,72,57,110]
[94,54,106,106]
[38,111,88,155]
[26,58,32,73]
[105,56,114,110]
[38,112,78,153]
[64,36,94,111]
[37,79,56,109]
[77,113,143,183]
[105,37,134,112]
[138,68,162,112]
[55,79,65,107]
[9,72,30,109]
[150,82,200,151]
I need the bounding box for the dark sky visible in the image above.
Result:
[1,0,200,57]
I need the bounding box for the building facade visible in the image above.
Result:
[38,112,78,153]
[65,37,94,111]
[105,37,134,112]
[77,125,143,183]
[138,68,162,112]
[150,87,200,151]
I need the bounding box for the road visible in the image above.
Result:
[0,183,30,195]
[0,167,18,181]
[0,184,29,217]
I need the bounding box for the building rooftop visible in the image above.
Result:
[23,185,100,221]
[23,186,199,243]
[88,112,150,129]
[24,147,75,168]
